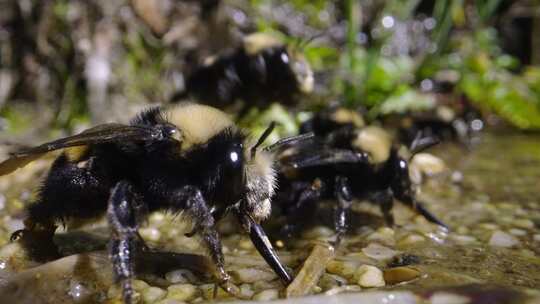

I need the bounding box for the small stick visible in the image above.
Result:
[285,243,335,298]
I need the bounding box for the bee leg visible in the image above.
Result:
[372,189,395,226]
[281,181,322,237]
[107,181,146,304]
[171,186,244,298]
[236,209,293,285]
[333,175,352,246]
[396,192,449,230]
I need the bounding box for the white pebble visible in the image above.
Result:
[366,227,395,245]
[450,234,477,244]
[143,286,166,303]
[165,269,198,284]
[509,228,527,236]
[534,234,540,242]
[68,280,91,302]
[513,219,534,229]
[354,265,385,287]
[167,284,198,301]
[488,231,520,248]
[253,289,279,301]
[362,243,398,261]
[229,267,277,283]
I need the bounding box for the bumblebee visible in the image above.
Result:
[171,33,314,115]
[0,103,305,303]
[395,103,484,148]
[276,118,448,243]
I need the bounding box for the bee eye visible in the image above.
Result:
[168,128,182,142]
[280,52,289,64]
[230,151,239,162]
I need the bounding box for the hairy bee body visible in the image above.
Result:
[173,33,313,114]
[2,103,291,303]
[275,109,447,241]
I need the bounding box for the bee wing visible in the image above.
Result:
[281,148,368,169]
[0,123,161,176]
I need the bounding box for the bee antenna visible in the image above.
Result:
[409,131,440,160]
[263,132,314,152]
[251,122,276,159]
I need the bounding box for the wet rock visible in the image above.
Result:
[450,234,477,244]
[383,267,421,284]
[366,227,395,245]
[143,286,167,303]
[362,243,398,261]
[167,284,198,301]
[398,234,426,246]
[513,219,534,229]
[387,254,421,267]
[165,269,198,284]
[239,283,255,298]
[229,267,277,283]
[253,289,279,301]
[354,265,385,288]
[488,231,520,248]
[326,260,360,279]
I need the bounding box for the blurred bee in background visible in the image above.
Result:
[395,101,484,149]
[171,33,314,116]
[0,103,313,303]
[275,108,448,244]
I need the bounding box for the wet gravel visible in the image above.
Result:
[0,131,539,303]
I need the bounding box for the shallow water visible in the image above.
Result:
[0,131,539,303]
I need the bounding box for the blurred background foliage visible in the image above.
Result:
[0,0,539,137]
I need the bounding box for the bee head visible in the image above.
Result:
[240,123,314,222]
[241,123,277,222]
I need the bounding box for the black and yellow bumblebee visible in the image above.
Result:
[275,110,447,244]
[0,103,310,303]
[171,33,314,115]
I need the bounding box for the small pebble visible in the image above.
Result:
[238,238,255,250]
[302,226,335,239]
[167,284,198,301]
[450,234,477,244]
[383,267,421,284]
[398,234,426,246]
[252,289,279,301]
[200,284,231,299]
[533,234,540,242]
[509,228,527,236]
[133,280,150,291]
[143,287,166,303]
[354,265,385,287]
[489,231,520,248]
[165,269,198,284]
[478,223,498,230]
[366,227,395,245]
[68,280,92,302]
[513,219,534,229]
[326,260,359,279]
[229,267,276,283]
[239,283,255,298]
[362,243,398,261]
